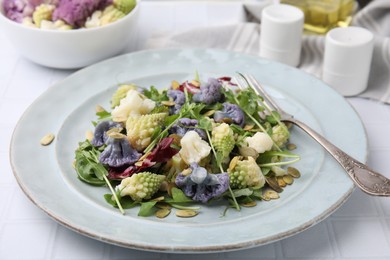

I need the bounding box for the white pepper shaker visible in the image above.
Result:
[322,26,374,96]
[260,4,304,67]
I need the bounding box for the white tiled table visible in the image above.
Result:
[1,1,390,259]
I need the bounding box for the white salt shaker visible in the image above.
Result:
[260,4,304,67]
[322,26,374,96]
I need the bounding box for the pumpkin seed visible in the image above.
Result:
[181,168,192,176]
[85,130,94,141]
[166,182,176,197]
[264,189,280,200]
[156,208,171,218]
[284,122,293,129]
[228,156,241,172]
[221,118,233,124]
[40,133,55,146]
[283,175,294,185]
[276,176,287,187]
[265,176,283,193]
[95,105,106,113]
[152,196,165,202]
[191,80,200,87]
[241,201,257,207]
[238,147,259,159]
[168,134,181,146]
[176,209,198,218]
[243,124,255,131]
[156,203,172,210]
[262,196,271,201]
[203,110,215,117]
[287,167,301,178]
[161,100,176,106]
[287,143,297,151]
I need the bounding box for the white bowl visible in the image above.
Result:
[0,1,140,69]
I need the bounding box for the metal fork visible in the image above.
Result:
[236,74,390,196]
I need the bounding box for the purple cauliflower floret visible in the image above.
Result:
[52,0,102,27]
[167,89,185,115]
[192,78,222,105]
[175,163,229,203]
[3,0,42,22]
[99,135,141,167]
[169,118,207,140]
[91,120,123,147]
[214,102,245,127]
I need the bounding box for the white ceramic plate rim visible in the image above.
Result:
[10,48,366,253]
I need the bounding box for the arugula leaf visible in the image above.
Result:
[170,187,193,203]
[143,86,168,102]
[104,194,138,209]
[96,110,112,121]
[228,188,253,198]
[198,117,212,131]
[138,201,158,216]
[265,111,281,125]
[74,140,107,186]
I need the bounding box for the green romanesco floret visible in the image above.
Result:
[100,5,126,26]
[271,123,290,148]
[113,0,137,14]
[111,84,137,108]
[211,123,235,159]
[126,112,167,151]
[32,4,55,27]
[117,172,165,202]
[228,156,265,189]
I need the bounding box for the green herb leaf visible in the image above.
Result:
[138,201,158,216]
[198,117,212,131]
[96,110,112,121]
[74,140,107,186]
[169,187,193,203]
[265,111,281,125]
[142,86,168,102]
[230,188,253,198]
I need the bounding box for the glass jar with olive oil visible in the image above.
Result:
[280,0,355,34]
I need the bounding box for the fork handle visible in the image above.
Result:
[287,118,390,196]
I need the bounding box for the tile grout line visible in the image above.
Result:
[326,218,342,259]
[45,223,60,260]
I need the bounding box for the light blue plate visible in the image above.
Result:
[10,48,367,253]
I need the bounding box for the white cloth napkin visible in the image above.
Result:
[146,0,390,103]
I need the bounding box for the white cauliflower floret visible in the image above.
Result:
[112,89,156,122]
[179,131,211,165]
[40,20,72,30]
[244,132,273,154]
[85,10,102,28]
[22,17,37,28]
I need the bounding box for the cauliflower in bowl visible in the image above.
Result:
[3,0,136,29]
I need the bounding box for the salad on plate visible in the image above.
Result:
[73,74,301,218]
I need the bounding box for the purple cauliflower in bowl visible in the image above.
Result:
[53,0,104,27]
[0,0,140,68]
